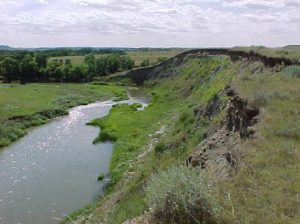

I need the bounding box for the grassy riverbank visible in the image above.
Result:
[64,55,236,223]
[0,83,127,147]
[64,50,300,224]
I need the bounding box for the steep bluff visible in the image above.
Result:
[67,49,300,224]
[112,48,299,85]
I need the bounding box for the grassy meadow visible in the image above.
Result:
[0,83,127,147]
[49,49,185,67]
[221,66,300,223]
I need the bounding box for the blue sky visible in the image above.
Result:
[0,0,299,47]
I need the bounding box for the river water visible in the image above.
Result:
[0,88,149,224]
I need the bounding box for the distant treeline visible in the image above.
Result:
[0,48,125,57]
[0,51,134,83]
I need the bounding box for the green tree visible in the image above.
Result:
[95,57,108,76]
[84,53,95,65]
[35,54,48,68]
[46,60,63,82]
[65,59,71,65]
[84,54,96,80]
[19,54,38,83]
[70,64,88,82]
[0,57,19,82]
[106,55,120,73]
[120,55,134,70]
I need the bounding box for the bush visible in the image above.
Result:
[154,141,168,154]
[141,59,150,67]
[129,103,143,111]
[96,130,117,142]
[145,165,220,224]
[97,174,105,181]
[283,65,300,78]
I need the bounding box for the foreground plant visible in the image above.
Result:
[145,165,221,224]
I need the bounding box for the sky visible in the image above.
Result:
[0,0,299,48]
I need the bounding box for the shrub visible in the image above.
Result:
[97,174,105,181]
[141,59,150,67]
[129,103,143,111]
[96,130,117,142]
[154,141,168,154]
[283,65,300,78]
[145,165,220,224]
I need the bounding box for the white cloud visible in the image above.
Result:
[0,0,299,47]
[35,0,48,4]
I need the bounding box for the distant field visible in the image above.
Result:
[126,49,185,66]
[0,83,127,147]
[49,49,185,67]
[0,83,125,118]
[231,46,300,61]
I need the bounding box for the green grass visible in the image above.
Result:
[49,54,111,65]
[63,52,300,224]
[88,88,179,183]
[0,83,127,147]
[49,49,184,67]
[66,56,236,223]
[231,46,300,62]
[126,49,185,66]
[219,70,300,223]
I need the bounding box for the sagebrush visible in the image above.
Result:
[145,165,221,224]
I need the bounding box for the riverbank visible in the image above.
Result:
[64,51,300,224]
[63,55,234,223]
[0,83,127,147]
[0,100,116,224]
[0,87,150,224]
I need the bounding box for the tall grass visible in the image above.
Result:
[146,165,221,224]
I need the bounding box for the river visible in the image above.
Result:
[0,88,149,224]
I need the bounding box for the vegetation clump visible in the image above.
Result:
[145,165,220,224]
[141,58,150,67]
[283,65,300,78]
[129,103,143,111]
[97,174,105,181]
[0,51,134,83]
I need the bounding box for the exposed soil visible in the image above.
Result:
[187,86,259,178]
[111,49,299,85]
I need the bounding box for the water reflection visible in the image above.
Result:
[0,91,148,224]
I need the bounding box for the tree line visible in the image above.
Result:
[0,51,134,83]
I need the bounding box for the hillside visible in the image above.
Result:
[0,45,14,50]
[63,49,300,224]
[231,46,300,62]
